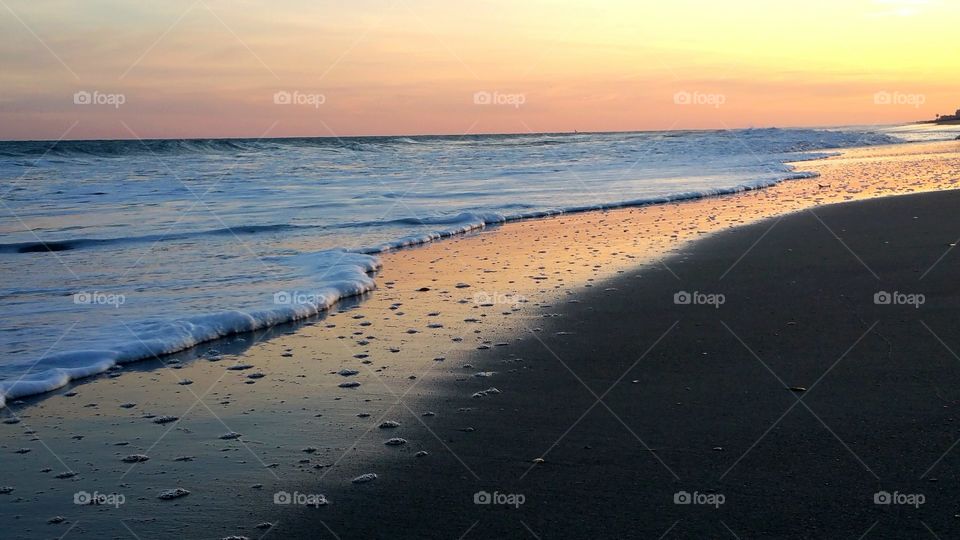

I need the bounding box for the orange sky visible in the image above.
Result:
[0,0,957,140]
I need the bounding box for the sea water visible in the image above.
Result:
[1,125,953,406]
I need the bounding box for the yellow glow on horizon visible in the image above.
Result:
[0,0,957,139]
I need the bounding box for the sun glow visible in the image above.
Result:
[1,0,957,139]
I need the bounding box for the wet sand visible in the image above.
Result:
[304,188,960,539]
[1,141,958,539]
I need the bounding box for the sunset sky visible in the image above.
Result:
[1,0,957,140]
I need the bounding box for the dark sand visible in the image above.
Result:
[295,190,960,539]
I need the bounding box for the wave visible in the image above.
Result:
[2,215,533,254]
[0,223,326,254]
[359,171,820,253]
[0,135,445,159]
[0,128,904,160]
[0,251,379,408]
[0,127,911,408]
[0,138,261,158]
[0,168,822,408]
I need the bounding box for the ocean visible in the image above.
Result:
[1,124,957,406]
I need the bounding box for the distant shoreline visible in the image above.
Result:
[916,118,960,126]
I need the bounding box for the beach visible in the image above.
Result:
[2,139,960,539]
[5,0,960,537]
[307,184,960,539]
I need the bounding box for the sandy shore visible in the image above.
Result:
[307,186,960,539]
[1,140,958,539]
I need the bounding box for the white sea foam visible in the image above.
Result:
[0,128,913,408]
[0,251,379,408]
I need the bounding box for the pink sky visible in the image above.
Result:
[1,0,957,140]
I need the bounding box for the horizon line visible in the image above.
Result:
[0,122,911,144]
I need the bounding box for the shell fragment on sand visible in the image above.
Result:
[472,387,501,398]
[351,473,378,484]
[157,488,190,500]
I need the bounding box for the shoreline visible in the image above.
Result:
[0,139,945,410]
[302,188,960,538]
[1,140,959,538]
